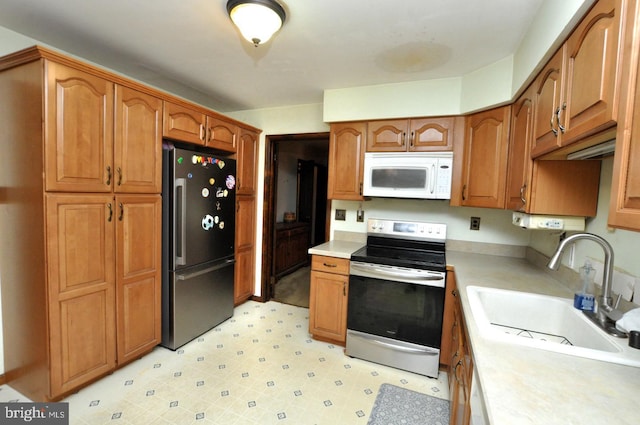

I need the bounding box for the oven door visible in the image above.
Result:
[347,262,445,348]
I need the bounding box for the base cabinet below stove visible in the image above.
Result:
[308,255,350,345]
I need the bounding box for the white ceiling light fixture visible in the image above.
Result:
[226,0,286,47]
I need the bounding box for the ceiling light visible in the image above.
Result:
[226,0,286,47]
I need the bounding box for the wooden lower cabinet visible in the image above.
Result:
[309,255,349,344]
[448,284,473,425]
[45,194,161,399]
[234,195,256,305]
[115,195,162,364]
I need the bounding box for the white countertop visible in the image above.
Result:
[307,240,364,259]
[448,251,640,425]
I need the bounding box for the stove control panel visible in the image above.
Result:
[367,218,446,241]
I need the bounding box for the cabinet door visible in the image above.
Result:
[366,119,407,151]
[45,61,114,192]
[115,195,161,364]
[236,196,256,251]
[561,0,622,145]
[309,270,348,343]
[162,101,206,145]
[531,49,564,158]
[235,196,255,304]
[45,194,116,398]
[506,87,534,211]
[609,0,640,230]
[206,117,238,152]
[234,246,255,305]
[114,86,162,193]
[461,106,510,208]
[237,128,258,195]
[327,122,365,200]
[410,117,455,151]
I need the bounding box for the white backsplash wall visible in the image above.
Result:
[330,198,531,247]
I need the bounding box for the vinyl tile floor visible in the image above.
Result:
[0,300,449,425]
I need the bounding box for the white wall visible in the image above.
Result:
[323,0,596,122]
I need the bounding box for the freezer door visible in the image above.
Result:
[161,258,235,350]
[170,147,236,268]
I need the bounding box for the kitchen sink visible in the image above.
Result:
[466,286,640,367]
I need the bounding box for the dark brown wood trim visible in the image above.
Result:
[260,132,330,302]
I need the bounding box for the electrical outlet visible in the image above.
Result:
[470,216,481,230]
[356,209,364,222]
[335,209,346,221]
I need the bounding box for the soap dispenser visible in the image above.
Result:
[574,259,596,312]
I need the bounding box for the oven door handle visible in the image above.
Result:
[350,263,444,285]
[357,333,439,355]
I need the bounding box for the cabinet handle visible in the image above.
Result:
[118,203,124,221]
[117,167,122,186]
[461,185,467,201]
[519,184,527,207]
[410,131,415,147]
[402,131,406,147]
[454,359,464,385]
[550,108,559,136]
[107,203,113,222]
[323,262,337,268]
[557,102,566,133]
[343,282,346,296]
[200,125,205,141]
[106,166,112,186]
[359,182,363,196]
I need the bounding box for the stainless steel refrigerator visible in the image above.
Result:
[161,144,236,350]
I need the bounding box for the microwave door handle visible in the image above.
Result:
[430,163,436,194]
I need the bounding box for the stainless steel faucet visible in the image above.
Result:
[548,233,624,328]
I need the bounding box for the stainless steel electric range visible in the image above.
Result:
[346,218,447,378]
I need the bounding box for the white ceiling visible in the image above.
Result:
[0,0,544,113]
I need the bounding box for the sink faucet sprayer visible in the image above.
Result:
[547,233,626,337]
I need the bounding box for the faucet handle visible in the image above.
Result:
[614,293,622,309]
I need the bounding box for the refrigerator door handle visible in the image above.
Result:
[176,259,236,281]
[175,178,187,266]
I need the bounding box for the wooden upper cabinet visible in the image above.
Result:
[367,117,454,152]
[45,61,114,192]
[237,128,258,195]
[561,0,623,145]
[507,85,601,216]
[531,48,564,158]
[162,101,206,145]
[532,0,624,158]
[461,106,511,209]
[506,87,535,211]
[328,122,366,200]
[114,86,162,193]
[206,117,238,152]
[609,0,640,230]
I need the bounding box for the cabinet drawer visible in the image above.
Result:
[311,255,349,275]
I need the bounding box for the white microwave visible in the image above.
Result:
[363,152,453,199]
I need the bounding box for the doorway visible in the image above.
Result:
[261,133,330,305]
